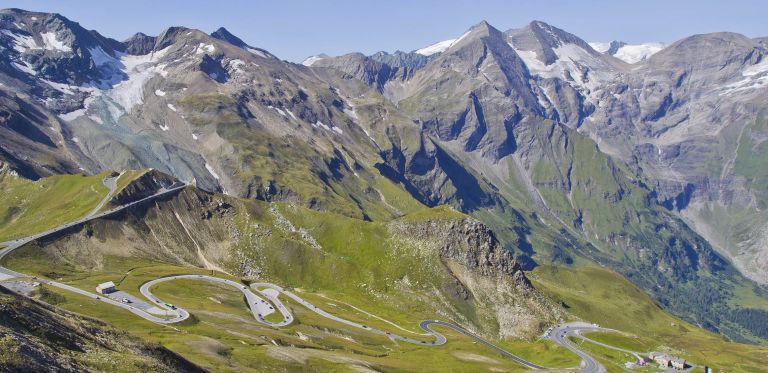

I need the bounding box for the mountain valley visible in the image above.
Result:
[1,7,768,372]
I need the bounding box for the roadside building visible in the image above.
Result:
[671,359,687,370]
[96,281,116,294]
[650,352,672,367]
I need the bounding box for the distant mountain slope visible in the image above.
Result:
[1,8,768,345]
[589,40,665,63]
[307,20,768,343]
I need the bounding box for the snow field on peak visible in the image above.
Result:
[302,55,324,66]
[40,32,72,52]
[613,43,664,64]
[415,39,456,56]
[56,46,172,121]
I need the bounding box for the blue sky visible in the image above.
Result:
[2,0,765,62]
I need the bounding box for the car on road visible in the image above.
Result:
[121,298,132,303]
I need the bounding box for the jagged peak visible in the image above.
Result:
[153,26,197,51]
[210,26,248,49]
[413,20,501,57]
[128,32,151,39]
[441,19,506,54]
[506,20,600,66]
[123,32,157,55]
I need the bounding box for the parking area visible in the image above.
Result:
[0,279,38,296]
[105,290,174,316]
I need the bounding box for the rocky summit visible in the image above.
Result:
[1,5,768,372]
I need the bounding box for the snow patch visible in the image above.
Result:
[302,55,324,66]
[285,109,297,120]
[267,105,286,116]
[159,124,169,131]
[167,103,177,112]
[613,43,664,64]
[88,47,116,66]
[40,32,72,52]
[91,46,171,116]
[360,126,378,146]
[248,48,268,58]
[228,59,246,73]
[12,61,36,75]
[743,59,768,77]
[192,133,199,140]
[511,42,613,94]
[415,39,456,56]
[195,43,215,54]
[154,89,166,96]
[332,126,343,135]
[451,31,471,47]
[719,58,768,95]
[1,29,40,52]
[205,163,220,180]
[588,42,611,53]
[313,120,330,130]
[41,79,76,94]
[343,107,359,121]
[58,108,86,121]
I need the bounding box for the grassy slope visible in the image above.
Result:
[22,263,575,373]
[2,170,765,371]
[1,188,575,371]
[530,265,768,371]
[0,171,109,242]
[179,93,425,222]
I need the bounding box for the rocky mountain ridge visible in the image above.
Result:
[1,8,767,343]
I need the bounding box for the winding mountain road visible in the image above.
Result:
[0,179,610,371]
[546,323,606,373]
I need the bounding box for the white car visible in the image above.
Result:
[121,298,132,303]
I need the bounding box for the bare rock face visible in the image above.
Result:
[436,219,529,282]
[387,215,563,339]
[123,32,156,55]
[109,169,179,205]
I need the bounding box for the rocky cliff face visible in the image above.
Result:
[108,169,178,205]
[387,216,563,338]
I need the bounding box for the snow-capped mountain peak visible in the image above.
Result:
[590,40,665,64]
[414,39,456,56]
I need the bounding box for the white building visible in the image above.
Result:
[96,281,116,294]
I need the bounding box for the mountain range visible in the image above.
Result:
[1,6,768,353]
